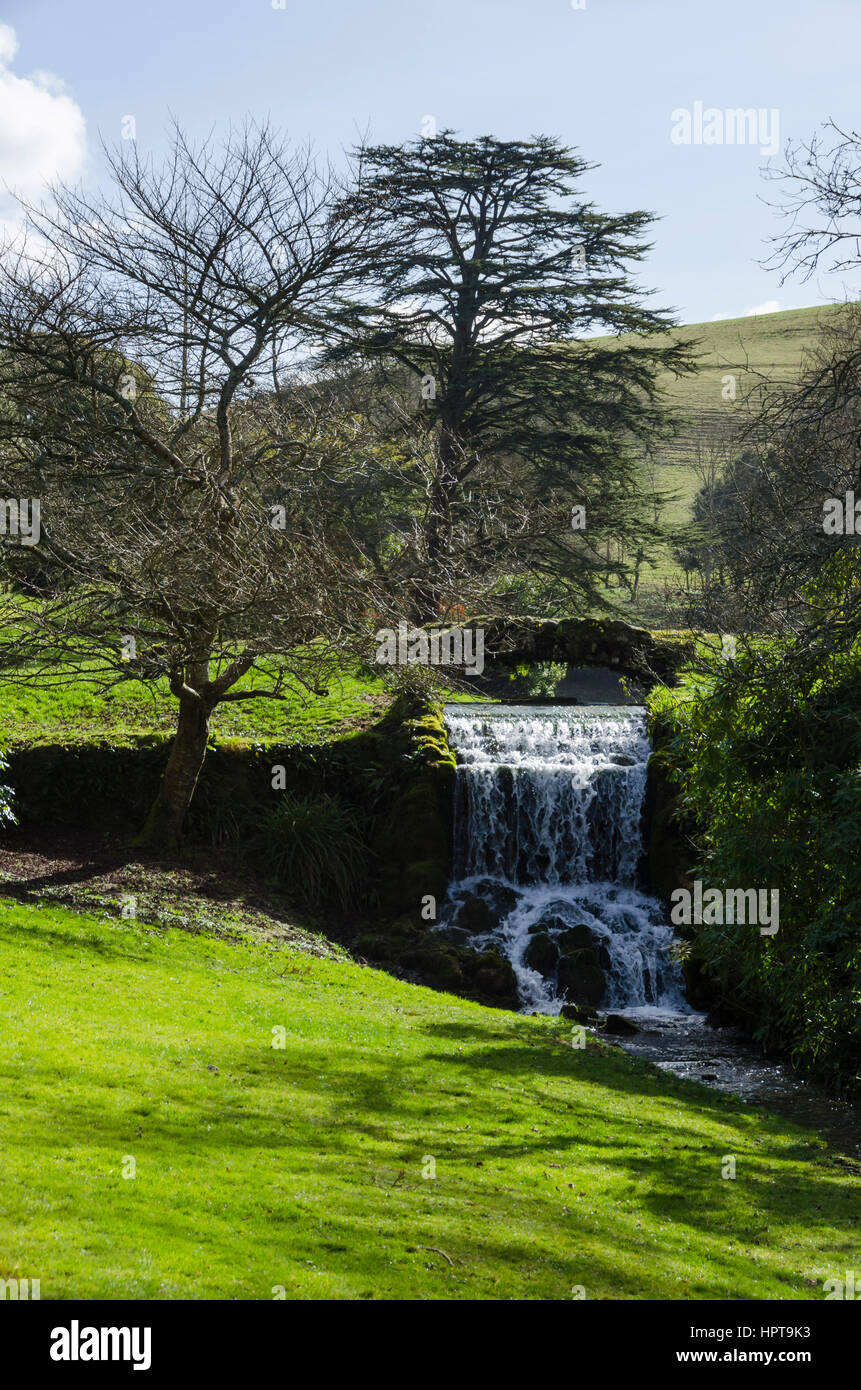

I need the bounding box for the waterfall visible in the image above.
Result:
[441,703,688,1016]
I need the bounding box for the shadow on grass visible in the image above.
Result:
[420,1016,861,1159]
[8,1022,855,1244]
[0,912,153,963]
[0,838,335,944]
[0,847,134,899]
[5,1030,851,1300]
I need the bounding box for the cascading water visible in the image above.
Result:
[435,703,861,1154]
[440,703,689,1017]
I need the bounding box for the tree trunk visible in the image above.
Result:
[136,685,212,854]
[412,430,459,624]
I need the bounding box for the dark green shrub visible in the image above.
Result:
[653,647,861,1092]
[250,791,371,910]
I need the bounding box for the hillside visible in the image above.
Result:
[0,899,857,1300]
[591,303,849,613]
[649,303,844,523]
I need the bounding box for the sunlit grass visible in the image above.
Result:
[0,661,394,746]
[0,899,856,1300]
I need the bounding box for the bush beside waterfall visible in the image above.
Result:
[652,649,861,1092]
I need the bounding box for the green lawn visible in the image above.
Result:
[0,663,395,747]
[0,659,489,748]
[0,899,856,1300]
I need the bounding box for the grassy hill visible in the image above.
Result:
[592,302,848,614]
[649,303,844,525]
[0,898,857,1300]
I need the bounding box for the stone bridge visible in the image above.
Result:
[464,616,692,693]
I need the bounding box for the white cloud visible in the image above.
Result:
[711,299,788,322]
[0,22,18,68]
[743,299,782,317]
[0,24,86,207]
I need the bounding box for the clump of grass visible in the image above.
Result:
[251,791,370,909]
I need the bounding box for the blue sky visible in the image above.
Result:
[2,0,860,325]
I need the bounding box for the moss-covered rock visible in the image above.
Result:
[601,1013,640,1036]
[435,925,471,947]
[387,915,424,939]
[557,947,606,1006]
[557,923,595,952]
[523,931,558,978]
[560,1003,599,1024]
[372,695,456,919]
[456,894,497,934]
[352,928,519,1010]
[399,944,464,991]
[471,878,519,920]
[465,949,519,1005]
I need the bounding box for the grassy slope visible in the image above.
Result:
[596,303,845,605]
[651,304,840,517]
[0,898,857,1300]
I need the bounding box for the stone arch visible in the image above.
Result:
[465,617,691,695]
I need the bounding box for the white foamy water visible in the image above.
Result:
[441,703,689,1016]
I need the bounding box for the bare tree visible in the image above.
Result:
[764,119,861,287]
[0,121,383,852]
